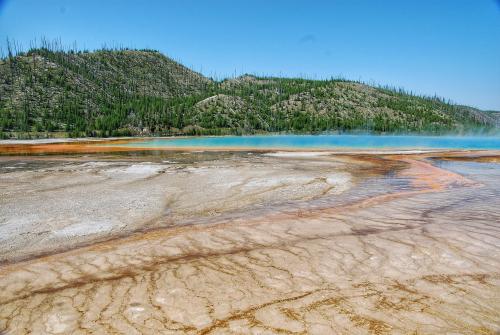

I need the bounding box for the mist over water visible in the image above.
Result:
[110,134,500,150]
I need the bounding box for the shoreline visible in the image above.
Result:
[2,136,500,156]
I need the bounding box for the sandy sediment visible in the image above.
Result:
[0,149,499,334]
[0,152,368,263]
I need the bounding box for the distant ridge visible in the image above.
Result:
[0,47,498,138]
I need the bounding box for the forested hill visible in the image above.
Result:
[0,48,498,138]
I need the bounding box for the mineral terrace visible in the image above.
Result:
[0,146,499,334]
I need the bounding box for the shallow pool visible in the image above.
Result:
[107,135,500,150]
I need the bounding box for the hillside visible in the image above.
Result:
[486,111,500,126]
[0,49,498,138]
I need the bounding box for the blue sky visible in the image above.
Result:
[1,0,499,110]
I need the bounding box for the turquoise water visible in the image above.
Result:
[111,135,500,150]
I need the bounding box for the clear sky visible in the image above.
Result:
[1,0,499,110]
